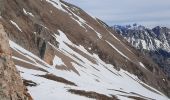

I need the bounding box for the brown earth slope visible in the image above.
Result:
[0,0,170,98]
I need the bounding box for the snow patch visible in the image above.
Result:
[108,32,120,41]
[9,38,169,100]
[10,20,22,32]
[23,8,34,17]
[85,23,102,39]
[53,55,66,66]
[46,0,68,13]
[106,41,130,60]
[139,62,147,69]
[140,40,147,50]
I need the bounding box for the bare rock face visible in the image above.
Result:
[0,23,31,100]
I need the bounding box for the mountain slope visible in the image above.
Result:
[113,24,170,76]
[0,0,170,99]
[9,39,168,100]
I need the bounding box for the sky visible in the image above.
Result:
[66,0,170,28]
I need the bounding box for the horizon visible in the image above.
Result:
[66,0,170,28]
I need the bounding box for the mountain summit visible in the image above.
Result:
[0,0,170,100]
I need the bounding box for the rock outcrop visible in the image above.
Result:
[0,23,31,100]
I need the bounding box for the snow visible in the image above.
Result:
[46,0,68,13]
[71,17,86,29]
[62,3,87,30]
[9,37,169,100]
[16,65,46,75]
[53,55,66,66]
[106,30,134,55]
[53,30,73,49]
[139,62,147,69]
[106,41,130,61]
[140,40,147,50]
[62,3,86,24]
[154,39,170,52]
[18,65,93,100]
[9,40,51,69]
[10,20,22,32]
[93,30,102,39]
[23,8,34,17]
[12,56,36,66]
[33,32,37,34]
[118,27,170,53]
[54,1,103,39]
[62,3,102,39]
[85,23,102,39]
[108,32,120,42]
[88,47,91,50]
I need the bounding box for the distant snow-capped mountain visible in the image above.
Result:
[113,24,170,76]
[113,24,170,52]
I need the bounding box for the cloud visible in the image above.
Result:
[66,0,170,27]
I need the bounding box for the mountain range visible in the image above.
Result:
[113,24,170,77]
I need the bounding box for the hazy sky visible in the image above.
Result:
[66,0,170,28]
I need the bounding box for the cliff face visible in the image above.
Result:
[0,23,31,100]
